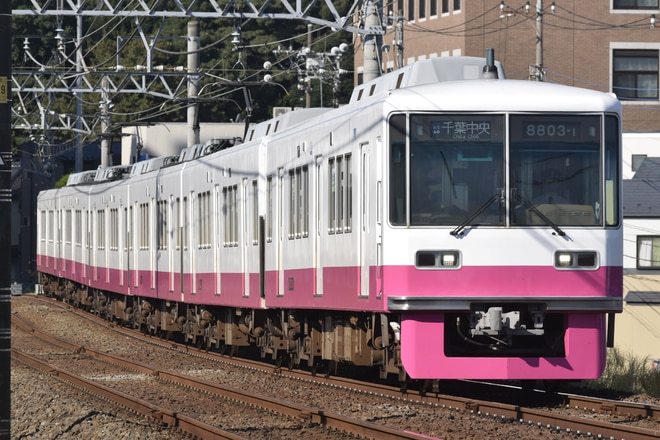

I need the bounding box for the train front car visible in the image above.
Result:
[383,79,622,380]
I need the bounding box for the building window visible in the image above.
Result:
[613,0,658,9]
[613,49,659,100]
[453,0,461,11]
[408,0,414,21]
[638,236,660,269]
[420,0,426,19]
[632,154,648,171]
[442,0,449,14]
[430,0,437,15]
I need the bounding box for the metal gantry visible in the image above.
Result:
[12,0,384,168]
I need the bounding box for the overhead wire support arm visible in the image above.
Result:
[13,0,385,36]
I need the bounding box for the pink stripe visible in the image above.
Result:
[383,265,622,298]
[38,257,622,312]
[401,312,606,379]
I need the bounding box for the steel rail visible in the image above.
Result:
[17,296,660,440]
[11,349,246,440]
[12,312,433,440]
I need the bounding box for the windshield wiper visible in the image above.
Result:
[450,192,501,236]
[512,190,566,237]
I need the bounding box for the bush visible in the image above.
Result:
[579,348,660,398]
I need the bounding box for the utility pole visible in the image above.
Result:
[100,76,111,168]
[188,21,200,147]
[362,0,383,83]
[0,2,11,438]
[530,0,545,81]
[75,4,84,172]
[306,24,313,108]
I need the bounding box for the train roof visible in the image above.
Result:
[244,108,332,142]
[389,78,621,113]
[350,56,506,104]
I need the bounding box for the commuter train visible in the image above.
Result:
[36,54,623,383]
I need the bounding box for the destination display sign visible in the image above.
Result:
[511,115,600,143]
[414,114,504,143]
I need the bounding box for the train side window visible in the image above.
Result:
[389,114,407,225]
[328,158,336,233]
[289,169,296,239]
[139,203,149,250]
[40,210,46,242]
[604,115,621,227]
[288,166,309,239]
[337,156,344,234]
[75,210,82,247]
[327,155,352,234]
[97,209,106,250]
[48,210,54,242]
[266,176,273,242]
[64,209,72,244]
[110,208,119,251]
[346,154,353,232]
[197,191,211,249]
[252,180,258,245]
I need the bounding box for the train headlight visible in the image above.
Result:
[441,252,458,267]
[556,253,573,267]
[554,251,598,269]
[415,250,461,269]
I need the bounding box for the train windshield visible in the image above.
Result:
[390,114,505,226]
[509,115,602,227]
[389,113,620,228]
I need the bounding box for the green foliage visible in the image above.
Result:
[12,7,356,152]
[54,173,70,189]
[640,366,660,397]
[579,348,660,397]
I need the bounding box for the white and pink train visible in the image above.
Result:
[37,55,623,383]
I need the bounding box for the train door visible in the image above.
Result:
[242,178,249,296]
[277,167,284,295]
[56,209,61,272]
[168,195,174,293]
[214,185,221,294]
[87,210,92,282]
[150,198,157,290]
[122,207,129,291]
[187,193,194,295]
[120,206,125,287]
[130,205,138,290]
[360,142,369,297]
[171,197,178,293]
[315,155,323,295]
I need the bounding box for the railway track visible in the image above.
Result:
[12,308,435,440]
[12,295,660,440]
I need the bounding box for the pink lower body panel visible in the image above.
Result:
[401,311,606,380]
